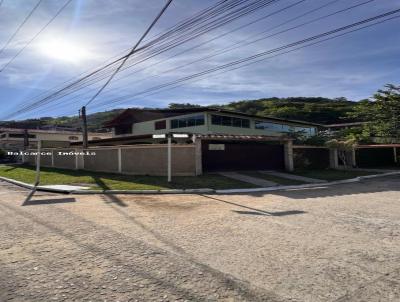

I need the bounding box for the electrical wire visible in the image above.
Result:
[0,0,73,73]
[84,0,174,107]
[0,0,43,56]
[92,8,400,110]
[3,0,281,118]
[31,0,372,111]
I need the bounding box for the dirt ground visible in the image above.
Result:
[1,176,400,301]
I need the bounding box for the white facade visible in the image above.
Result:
[112,111,318,138]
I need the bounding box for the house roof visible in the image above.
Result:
[194,134,292,141]
[103,107,322,127]
[0,127,111,136]
[324,122,368,128]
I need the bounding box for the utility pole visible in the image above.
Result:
[80,106,88,148]
[24,140,41,205]
[167,133,172,182]
[23,128,29,150]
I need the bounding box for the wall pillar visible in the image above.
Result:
[284,140,294,172]
[195,139,203,175]
[350,148,357,168]
[75,148,84,170]
[51,150,54,167]
[118,147,122,173]
[329,148,339,169]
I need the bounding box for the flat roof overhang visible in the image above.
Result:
[71,133,292,146]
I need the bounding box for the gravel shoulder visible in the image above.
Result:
[1,176,400,301]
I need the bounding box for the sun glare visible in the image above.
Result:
[38,39,90,63]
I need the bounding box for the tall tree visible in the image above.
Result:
[349,84,400,140]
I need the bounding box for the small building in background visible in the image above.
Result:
[0,128,111,151]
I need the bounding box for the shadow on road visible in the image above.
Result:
[201,195,306,217]
[23,197,76,206]
[93,176,128,207]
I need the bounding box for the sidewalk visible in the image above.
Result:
[259,170,326,183]
[217,172,277,187]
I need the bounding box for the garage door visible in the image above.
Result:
[202,141,284,171]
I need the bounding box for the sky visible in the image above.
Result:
[0,0,399,120]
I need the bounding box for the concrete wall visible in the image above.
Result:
[121,145,196,176]
[53,149,77,169]
[25,145,197,176]
[83,149,119,173]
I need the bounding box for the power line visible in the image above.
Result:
[0,0,43,56]
[0,0,73,73]
[74,0,348,102]
[84,0,174,106]
[92,8,400,110]
[12,8,400,119]
[4,0,281,118]
[3,0,253,116]
[39,0,371,110]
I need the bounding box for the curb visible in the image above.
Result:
[1,171,399,195]
[0,176,215,194]
[215,171,400,194]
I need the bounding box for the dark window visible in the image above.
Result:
[221,116,232,126]
[9,133,36,138]
[92,137,101,140]
[154,120,166,130]
[178,119,187,128]
[255,121,284,131]
[211,114,222,125]
[170,119,178,129]
[170,114,205,129]
[69,136,79,140]
[194,115,204,126]
[211,114,250,128]
[114,124,132,135]
[241,119,250,128]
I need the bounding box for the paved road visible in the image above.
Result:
[0,176,400,301]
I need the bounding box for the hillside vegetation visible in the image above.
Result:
[1,97,359,130]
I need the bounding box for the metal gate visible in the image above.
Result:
[202,141,284,171]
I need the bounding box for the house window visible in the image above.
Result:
[9,133,36,138]
[92,137,102,140]
[114,124,132,135]
[170,114,205,129]
[211,114,250,128]
[155,120,166,130]
[255,121,284,131]
[69,136,79,140]
[294,127,315,136]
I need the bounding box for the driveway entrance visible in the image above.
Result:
[202,140,284,171]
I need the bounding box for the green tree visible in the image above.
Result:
[349,84,400,140]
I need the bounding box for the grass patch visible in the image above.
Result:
[242,171,306,185]
[0,165,256,190]
[290,169,381,181]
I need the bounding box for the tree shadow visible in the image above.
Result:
[91,176,128,207]
[201,195,306,217]
[23,197,76,206]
